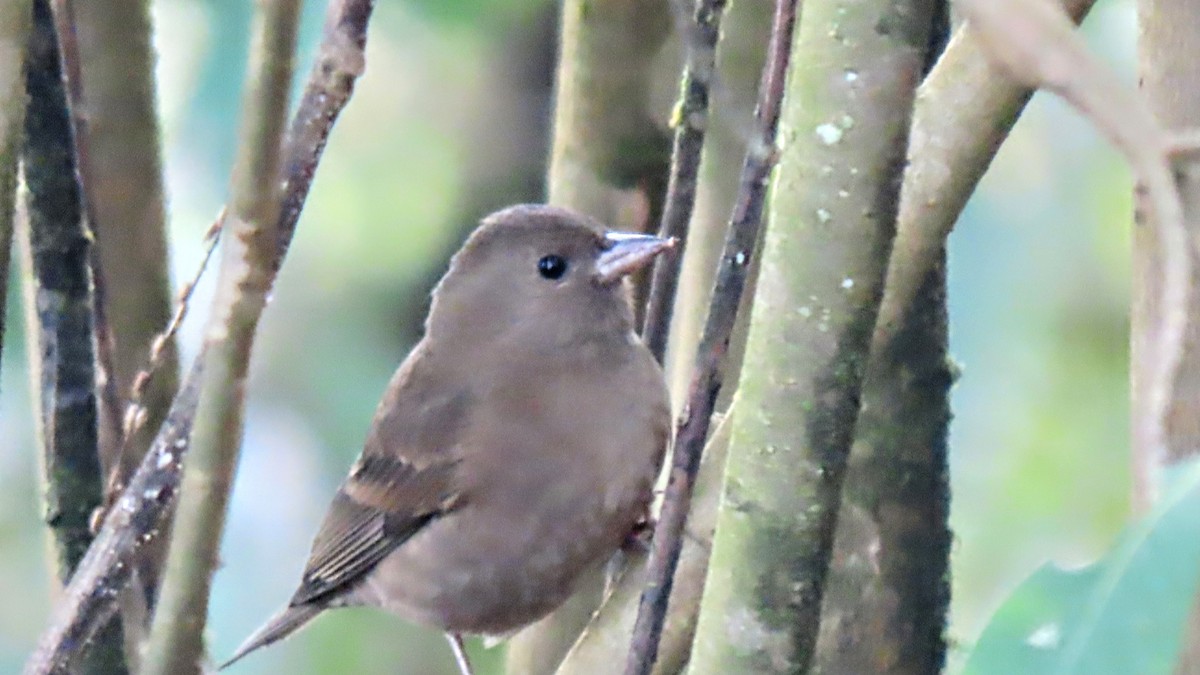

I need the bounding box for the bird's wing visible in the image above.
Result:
[290,452,463,606]
[289,349,472,607]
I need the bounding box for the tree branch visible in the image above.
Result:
[688,0,938,669]
[813,11,955,672]
[640,0,726,363]
[872,0,1097,359]
[623,1,797,672]
[22,2,377,672]
[140,0,301,671]
[20,1,128,672]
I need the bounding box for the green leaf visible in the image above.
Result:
[964,458,1200,675]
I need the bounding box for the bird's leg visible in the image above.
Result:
[603,512,659,595]
[444,633,475,675]
[622,507,656,554]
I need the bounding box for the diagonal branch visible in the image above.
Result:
[623,1,798,672]
[22,2,376,673]
[872,0,1097,357]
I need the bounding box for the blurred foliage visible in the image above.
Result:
[0,0,1147,674]
[964,458,1200,675]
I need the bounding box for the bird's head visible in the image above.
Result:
[427,204,674,352]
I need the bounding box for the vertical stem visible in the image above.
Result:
[141,1,301,673]
[50,0,175,657]
[689,0,937,671]
[1137,2,1200,671]
[665,0,773,405]
[624,0,798,671]
[816,257,952,674]
[21,0,127,672]
[641,0,726,363]
[544,0,670,222]
[814,9,952,672]
[66,0,177,537]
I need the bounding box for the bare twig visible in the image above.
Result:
[640,0,726,363]
[623,1,797,673]
[23,2,376,672]
[98,212,223,512]
[955,0,1184,509]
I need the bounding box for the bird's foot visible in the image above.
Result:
[622,515,655,554]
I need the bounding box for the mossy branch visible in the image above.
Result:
[816,254,953,673]
[545,0,671,222]
[689,0,938,671]
[815,11,954,673]
[20,1,127,672]
[23,2,377,672]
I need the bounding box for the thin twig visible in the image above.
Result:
[623,1,797,672]
[23,2,376,672]
[641,0,726,363]
[98,211,224,513]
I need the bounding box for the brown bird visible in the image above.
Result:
[224,205,673,673]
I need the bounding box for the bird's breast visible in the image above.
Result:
[358,358,667,635]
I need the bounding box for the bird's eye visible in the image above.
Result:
[537,254,568,280]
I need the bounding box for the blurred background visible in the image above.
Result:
[0,0,1134,672]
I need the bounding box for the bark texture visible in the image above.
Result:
[689,1,936,671]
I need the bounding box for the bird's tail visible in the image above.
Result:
[220,603,323,670]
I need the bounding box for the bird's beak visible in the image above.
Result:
[596,231,676,284]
